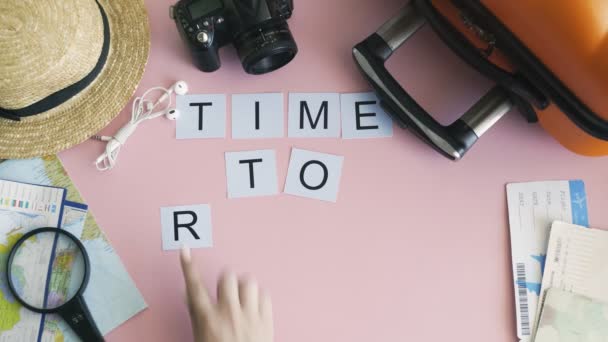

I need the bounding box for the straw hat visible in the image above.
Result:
[0,0,150,159]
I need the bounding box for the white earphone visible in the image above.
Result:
[159,81,188,120]
[156,80,189,105]
[94,81,189,171]
[165,108,180,120]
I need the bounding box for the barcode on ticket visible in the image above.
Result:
[516,263,531,336]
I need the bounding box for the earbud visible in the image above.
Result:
[157,80,189,104]
[165,108,180,120]
[173,81,189,95]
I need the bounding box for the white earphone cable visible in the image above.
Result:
[94,87,174,171]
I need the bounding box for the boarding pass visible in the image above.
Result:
[506,180,588,341]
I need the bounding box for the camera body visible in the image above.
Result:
[171,0,298,75]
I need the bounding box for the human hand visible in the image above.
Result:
[180,247,274,342]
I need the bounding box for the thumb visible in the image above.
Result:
[180,246,212,313]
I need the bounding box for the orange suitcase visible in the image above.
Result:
[354,0,608,160]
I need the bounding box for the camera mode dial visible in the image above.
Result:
[196,31,210,45]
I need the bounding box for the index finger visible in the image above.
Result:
[180,246,211,312]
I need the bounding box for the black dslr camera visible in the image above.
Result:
[171,0,298,75]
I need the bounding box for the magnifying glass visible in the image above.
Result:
[6,227,104,342]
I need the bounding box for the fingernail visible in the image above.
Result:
[181,244,191,262]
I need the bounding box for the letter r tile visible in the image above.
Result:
[160,204,213,250]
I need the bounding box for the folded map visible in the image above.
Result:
[0,157,146,342]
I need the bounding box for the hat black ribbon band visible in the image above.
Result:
[0,0,110,122]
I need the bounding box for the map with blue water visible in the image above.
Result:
[0,157,147,342]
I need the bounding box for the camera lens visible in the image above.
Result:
[234,19,298,75]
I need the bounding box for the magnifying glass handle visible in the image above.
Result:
[58,295,104,342]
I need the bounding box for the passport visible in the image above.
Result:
[534,288,608,342]
[533,221,608,340]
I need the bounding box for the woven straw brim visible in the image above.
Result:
[0,0,150,159]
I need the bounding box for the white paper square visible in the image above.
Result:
[225,150,279,198]
[288,93,340,138]
[232,93,284,139]
[284,148,344,202]
[341,92,393,139]
[160,204,213,250]
[176,94,226,139]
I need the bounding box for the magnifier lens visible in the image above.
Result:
[9,230,86,310]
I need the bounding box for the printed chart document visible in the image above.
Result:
[0,157,147,341]
[506,180,588,341]
[532,221,608,340]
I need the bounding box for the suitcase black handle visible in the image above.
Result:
[353,2,512,160]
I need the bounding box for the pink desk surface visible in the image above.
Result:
[59,0,608,341]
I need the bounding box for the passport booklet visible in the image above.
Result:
[533,221,608,340]
[534,288,608,342]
